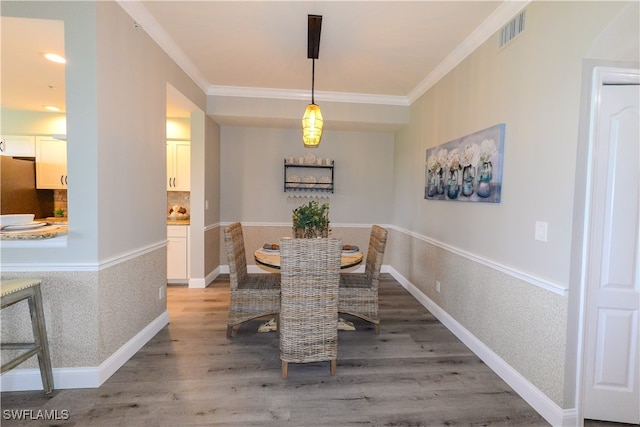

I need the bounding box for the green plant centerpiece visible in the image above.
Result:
[292,200,330,238]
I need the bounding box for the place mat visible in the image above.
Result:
[262,243,280,252]
[257,317,356,332]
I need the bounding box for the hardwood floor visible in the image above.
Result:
[1,274,551,426]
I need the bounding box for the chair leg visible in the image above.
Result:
[330,359,336,376]
[374,323,380,335]
[29,289,54,394]
[226,325,234,339]
[281,361,288,379]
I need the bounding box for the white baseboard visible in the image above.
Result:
[384,266,576,427]
[188,277,206,288]
[0,311,169,392]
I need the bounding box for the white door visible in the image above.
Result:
[583,72,640,424]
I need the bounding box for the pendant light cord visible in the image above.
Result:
[311,59,316,105]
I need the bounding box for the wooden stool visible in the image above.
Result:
[0,279,54,393]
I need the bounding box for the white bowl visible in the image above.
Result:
[0,214,35,227]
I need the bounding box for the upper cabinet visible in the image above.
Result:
[167,140,190,191]
[36,136,67,189]
[0,135,36,157]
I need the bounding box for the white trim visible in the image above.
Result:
[99,240,166,270]
[388,224,568,296]
[204,222,221,232]
[218,222,567,296]
[118,1,528,108]
[230,221,380,229]
[385,266,575,427]
[0,311,169,391]
[407,1,530,103]
[188,277,206,289]
[116,0,209,92]
[0,240,167,272]
[208,86,409,106]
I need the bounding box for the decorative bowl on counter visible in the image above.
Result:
[168,212,190,220]
[0,214,35,227]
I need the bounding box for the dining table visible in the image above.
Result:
[253,241,364,332]
[254,244,364,270]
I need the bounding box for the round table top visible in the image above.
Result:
[254,247,363,270]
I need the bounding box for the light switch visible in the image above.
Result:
[535,221,548,242]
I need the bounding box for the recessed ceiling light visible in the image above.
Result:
[44,105,61,112]
[43,53,66,64]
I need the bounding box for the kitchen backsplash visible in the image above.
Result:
[54,190,67,217]
[48,191,191,220]
[167,191,190,215]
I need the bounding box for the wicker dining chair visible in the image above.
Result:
[224,222,280,338]
[279,238,342,379]
[339,225,388,334]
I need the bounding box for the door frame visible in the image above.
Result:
[577,65,640,425]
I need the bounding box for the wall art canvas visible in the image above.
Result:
[425,123,505,203]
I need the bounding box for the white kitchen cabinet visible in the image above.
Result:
[0,135,36,157]
[167,140,190,191]
[167,225,189,282]
[35,136,67,189]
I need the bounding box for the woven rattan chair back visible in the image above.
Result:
[363,225,388,292]
[339,225,388,334]
[224,222,280,338]
[224,222,249,291]
[279,238,342,379]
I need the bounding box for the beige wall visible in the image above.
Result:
[391,0,637,408]
[220,126,395,226]
[0,0,211,376]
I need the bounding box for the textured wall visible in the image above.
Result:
[97,248,167,361]
[386,228,568,405]
[1,271,100,368]
[1,248,167,369]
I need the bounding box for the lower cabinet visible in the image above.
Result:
[167,225,189,283]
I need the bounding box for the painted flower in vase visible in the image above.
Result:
[477,138,497,198]
[461,143,479,197]
[436,148,448,194]
[446,148,461,199]
[426,153,440,197]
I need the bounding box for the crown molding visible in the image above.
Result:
[116,0,210,92]
[208,85,410,106]
[119,0,529,107]
[408,0,530,104]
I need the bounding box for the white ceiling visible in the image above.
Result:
[2,1,527,119]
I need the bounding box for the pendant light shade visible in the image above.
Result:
[302,103,323,147]
[302,15,323,148]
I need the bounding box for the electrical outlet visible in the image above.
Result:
[535,221,548,242]
[436,281,441,293]
[159,286,165,300]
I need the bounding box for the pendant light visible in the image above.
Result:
[302,15,323,148]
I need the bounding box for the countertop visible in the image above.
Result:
[167,219,190,226]
[1,217,189,241]
[0,223,68,240]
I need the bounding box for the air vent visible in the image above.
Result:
[499,9,526,48]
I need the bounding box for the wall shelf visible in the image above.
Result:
[284,160,334,193]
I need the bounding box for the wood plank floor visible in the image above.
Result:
[1,274,552,426]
